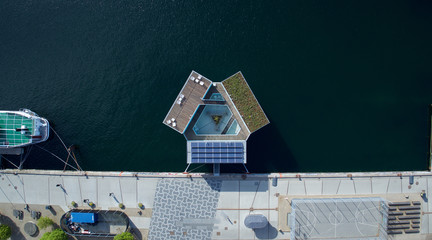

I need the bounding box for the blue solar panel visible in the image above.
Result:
[189,141,245,164]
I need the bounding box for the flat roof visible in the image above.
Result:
[71,212,96,223]
[163,71,212,134]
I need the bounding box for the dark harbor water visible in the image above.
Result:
[0,0,432,173]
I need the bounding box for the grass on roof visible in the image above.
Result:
[222,72,269,133]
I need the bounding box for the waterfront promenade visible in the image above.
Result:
[0,169,432,239]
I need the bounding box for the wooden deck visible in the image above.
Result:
[163,71,212,133]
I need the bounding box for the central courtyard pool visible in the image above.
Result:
[193,105,240,135]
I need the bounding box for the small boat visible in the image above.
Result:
[0,109,49,148]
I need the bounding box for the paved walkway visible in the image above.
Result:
[0,203,65,239]
[0,170,431,239]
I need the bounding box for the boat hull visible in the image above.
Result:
[0,109,49,149]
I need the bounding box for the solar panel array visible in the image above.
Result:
[190,141,245,164]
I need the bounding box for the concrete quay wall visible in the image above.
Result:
[1,169,432,239]
[3,169,432,178]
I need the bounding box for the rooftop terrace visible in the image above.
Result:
[163,71,212,134]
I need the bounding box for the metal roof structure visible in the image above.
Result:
[187,140,246,164]
[290,198,388,240]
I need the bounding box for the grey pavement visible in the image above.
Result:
[0,170,431,239]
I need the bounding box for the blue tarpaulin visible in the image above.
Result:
[70,212,97,223]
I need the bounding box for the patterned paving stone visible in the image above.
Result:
[148,178,221,240]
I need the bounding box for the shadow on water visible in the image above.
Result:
[222,121,298,173]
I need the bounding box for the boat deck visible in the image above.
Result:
[0,113,33,147]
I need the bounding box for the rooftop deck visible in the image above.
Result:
[163,71,212,134]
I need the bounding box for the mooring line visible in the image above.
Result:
[63,148,71,171]
[1,156,19,169]
[71,150,82,171]
[35,145,79,171]
[18,145,33,169]
[50,126,82,171]
[188,164,205,173]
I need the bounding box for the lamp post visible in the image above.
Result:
[56,184,66,193]
[109,192,119,203]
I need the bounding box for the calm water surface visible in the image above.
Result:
[0,0,431,172]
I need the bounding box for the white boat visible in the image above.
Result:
[0,109,49,148]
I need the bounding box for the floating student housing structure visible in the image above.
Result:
[163,71,269,174]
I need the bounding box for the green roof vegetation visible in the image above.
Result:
[222,72,269,133]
